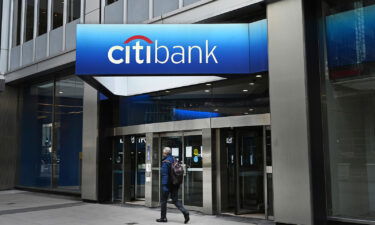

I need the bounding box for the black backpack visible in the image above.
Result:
[165,158,184,185]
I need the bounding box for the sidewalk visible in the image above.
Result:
[0,190,274,225]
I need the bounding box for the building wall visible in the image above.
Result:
[0,85,18,190]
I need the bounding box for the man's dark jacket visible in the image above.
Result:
[161,154,175,191]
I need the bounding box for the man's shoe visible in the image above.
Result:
[184,213,190,224]
[156,218,168,223]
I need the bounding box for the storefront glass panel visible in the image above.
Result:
[323,0,375,221]
[53,76,83,190]
[19,81,54,188]
[18,76,84,192]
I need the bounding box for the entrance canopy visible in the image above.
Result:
[76,21,268,96]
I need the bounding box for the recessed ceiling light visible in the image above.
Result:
[256,74,262,78]
[214,109,219,112]
[242,89,248,92]
[59,91,63,94]
[244,112,249,115]
[249,82,255,86]
[249,108,254,111]
[205,89,210,93]
[165,90,170,93]
[206,83,212,86]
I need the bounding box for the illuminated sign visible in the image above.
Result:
[76,20,268,75]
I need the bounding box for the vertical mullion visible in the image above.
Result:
[80,0,84,23]
[148,0,153,20]
[19,0,25,65]
[62,0,67,50]
[178,0,183,9]
[7,0,14,71]
[32,0,38,61]
[100,0,105,23]
[123,0,127,24]
[46,0,51,56]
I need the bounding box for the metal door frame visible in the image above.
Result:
[109,114,271,215]
[153,130,204,211]
[111,136,124,202]
[234,127,265,215]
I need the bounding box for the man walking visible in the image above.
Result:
[156,147,190,223]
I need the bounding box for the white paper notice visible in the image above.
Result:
[186,146,193,158]
[172,148,179,157]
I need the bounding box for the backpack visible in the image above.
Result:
[165,158,184,185]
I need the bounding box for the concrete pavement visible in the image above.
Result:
[0,190,274,225]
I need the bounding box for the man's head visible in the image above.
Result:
[162,147,172,158]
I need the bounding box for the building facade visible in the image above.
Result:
[0,0,374,225]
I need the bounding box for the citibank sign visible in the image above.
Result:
[108,35,218,65]
[76,21,268,75]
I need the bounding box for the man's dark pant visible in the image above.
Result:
[161,185,188,219]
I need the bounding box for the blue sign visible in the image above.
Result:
[76,20,268,75]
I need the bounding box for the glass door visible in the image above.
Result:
[112,137,124,202]
[135,136,146,200]
[129,136,146,200]
[160,134,183,201]
[156,131,204,208]
[235,127,264,215]
[183,134,203,207]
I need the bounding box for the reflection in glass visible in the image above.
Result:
[324,0,375,221]
[52,0,63,29]
[38,0,48,35]
[161,136,183,201]
[67,0,81,22]
[54,76,84,190]
[129,136,146,200]
[19,81,54,188]
[13,0,22,46]
[106,0,118,5]
[113,137,124,201]
[184,135,203,207]
[119,75,270,126]
[25,0,34,42]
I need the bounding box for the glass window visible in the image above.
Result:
[323,0,375,221]
[54,76,84,190]
[18,76,84,192]
[67,0,80,22]
[52,0,63,29]
[118,75,270,126]
[38,0,48,36]
[19,81,54,188]
[106,0,118,5]
[25,0,34,42]
[13,0,22,46]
